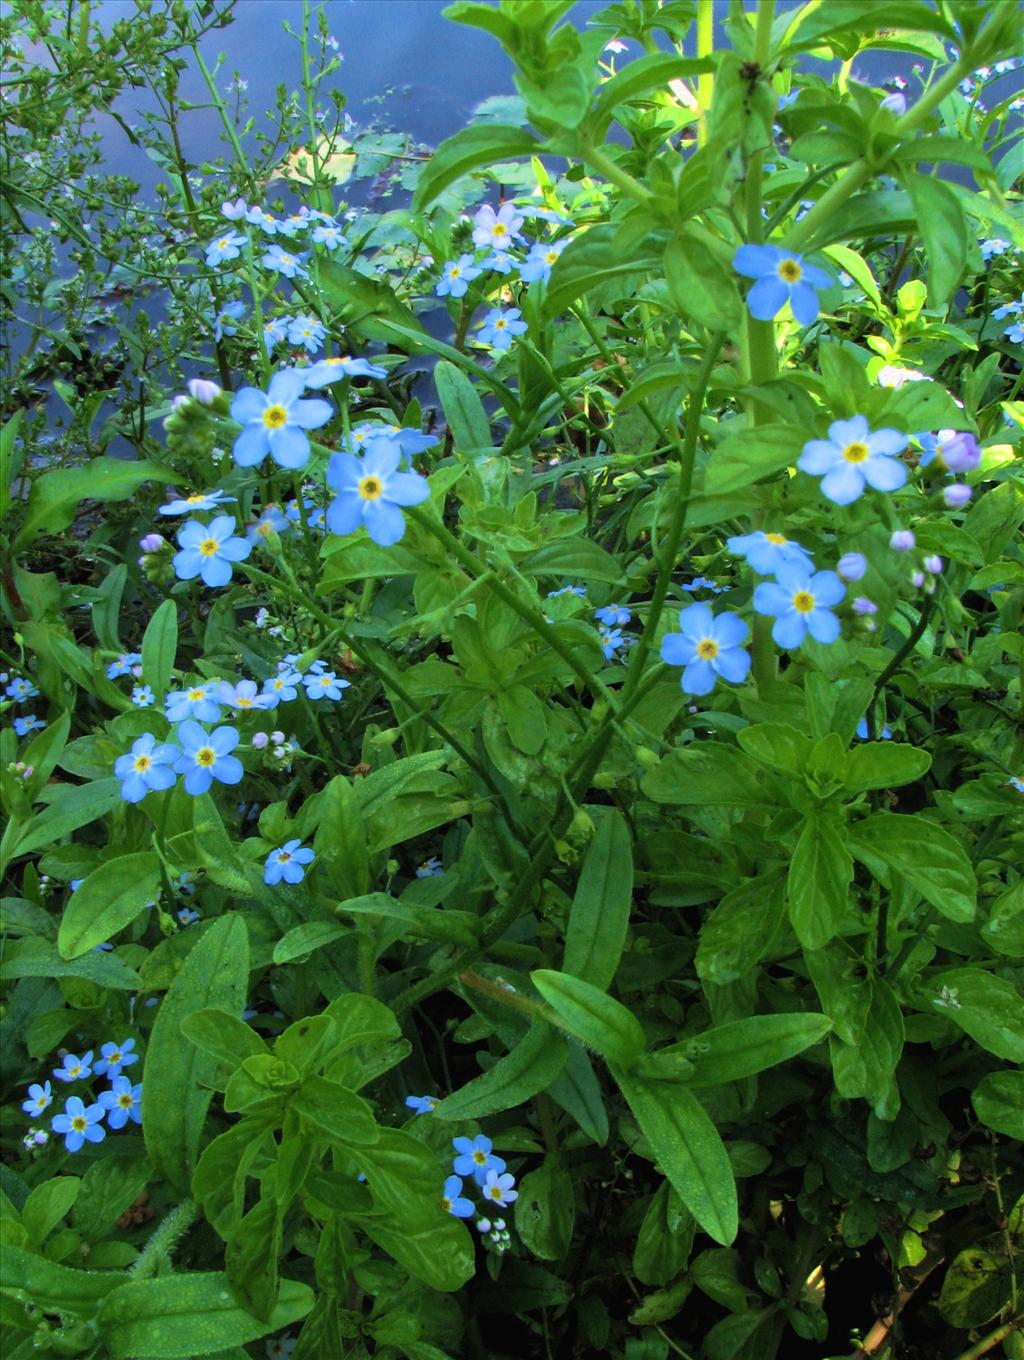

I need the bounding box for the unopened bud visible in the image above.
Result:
[890,530,915,551]
[187,378,222,405]
[943,483,973,509]
[252,732,269,750]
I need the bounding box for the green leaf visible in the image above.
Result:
[518,537,623,584]
[434,359,491,451]
[705,424,807,495]
[73,1153,151,1244]
[788,815,852,950]
[664,231,743,331]
[822,244,881,306]
[20,1177,80,1248]
[11,458,173,552]
[144,916,250,1194]
[97,1272,313,1358]
[695,871,787,986]
[633,1182,695,1285]
[563,810,633,990]
[971,1071,1024,1139]
[412,124,541,211]
[905,172,967,308]
[844,743,931,793]
[514,1158,575,1260]
[937,1247,1012,1330]
[434,1020,568,1120]
[610,1071,737,1245]
[924,969,1024,1062]
[57,852,162,959]
[272,920,347,965]
[588,54,715,136]
[654,1014,832,1088]
[333,891,480,946]
[315,258,426,349]
[0,410,24,522]
[291,1075,380,1146]
[642,743,772,807]
[141,599,178,694]
[180,1008,268,1074]
[0,937,141,990]
[532,969,646,1065]
[848,812,975,923]
[547,1043,609,1146]
[737,723,810,776]
[4,778,122,861]
[0,1243,124,1315]
[830,978,904,1120]
[312,775,370,901]
[542,224,659,321]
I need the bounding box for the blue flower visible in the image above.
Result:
[302,669,351,702]
[205,231,246,266]
[214,300,245,341]
[480,250,516,275]
[286,497,326,531]
[216,679,277,712]
[173,721,243,795]
[246,504,292,545]
[753,564,845,648]
[173,515,252,588]
[14,715,45,736]
[917,430,980,473]
[231,368,332,470]
[326,440,430,546]
[106,653,141,680]
[980,238,1009,260]
[727,530,813,575]
[441,1174,475,1218]
[477,306,527,350]
[22,1081,53,1116]
[160,489,235,516]
[595,603,631,626]
[165,684,222,724]
[416,856,443,878]
[263,668,301,703]
[599,627,628,661]
[472,203,524,250]
[798,416,908,505]
[53,1051,94,1083]
[1005,320,1023,344]
[733,244,831,325]
[302,355,387,386]
[115,734,179,803]
[519,239,566,283]
[312,221,347,250]
[6,676,39,701]
[263,316,289,348]
[95,1038,138,1078]
[343,422,437,463]
[178,906,201,926]
[855,717,892,740]
[51,1096,106,1152]
[683,577,726,594]
[660,604,751,696]
[264,839,315,885]
[98,1076,142,1129]
[547,585,587,599]
[405,1094,438,1115]
[481,1169,518,1208]
[437,253,483,298]
[993,295,1023,320]
[261,243,307,277]
[453,1134,506,1186]
[131,685,155,708]
[837,553,867,581]
[286,314,326,354]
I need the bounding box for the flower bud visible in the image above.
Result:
[251,732,269,750]
[880,91,907,115]
[170,394,189,413]
[890,530,915,551]
[853,596,877,615]
[837,552,867,581]
[939,432,980,473]
[924,554,943,575]
[139,533,166,553]
[271,730,285,744]
[911,570,925,587]
[943,483,973,509]
[187,378,222,405]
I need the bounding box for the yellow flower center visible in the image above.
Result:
[236,697,253,707]
[493,223,507,238]
[696,638,719,661]
[842,441,869,463]
[216,237,229,249]
[793,591,815,613]
[133,755,151,773]
[188,688,205,701]
[778,258,802,283]
[473,1150,488,1164]
[109,1051,122,1064]
[494,319,507,329]
[488,1186,503,1201]
[449,266,461,277]
[319,677,332,688]
[324,357,347,366]
[358,475,383,501]
[278,851,292,862]
[281,253,295,266]
[545,250,558,264]
[71,1116,87,1132]
[441,1196,452,1212]
[263,405,288,429]
[118,1093,133,1108]
[186,494,206,503]
[272,679,284,689]
[199,538,220,557]
[766,532,787,544]
[195,747,216,768]
[68,1065,81,1076]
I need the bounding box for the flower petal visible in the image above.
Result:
[789,280,820,326]
[733,243,781,278]
[267,425,311,470]
[678,602,715,637]
[233,422,270,466]
[267,368,307,405]
[797,439,840,474]
[772,612,807,648]
[681,658,716,695]
[715,646,751,683]
[660,633,696,667]
[865,427,908,456]
[326,492,365,537]
[200,555,233,588]
[383,471,430,507]
[827,415,869,446]
[807,609,841,644]
[288,397,333,430]
[362,499,407,546]
[230,388,267,423]
[820,463,866,505]
[746,275,789,320]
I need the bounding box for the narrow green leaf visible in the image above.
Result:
[141,599,178,694]
[434,1020,568,1120]
[788,815,852,950]
[412,124,540,211]
[661,1013,832,1088]
[57,852,162,959]
[848,811,975,922]
[434,359,491,450]
[532,969,645,1065]
[563,810,633,990]
[905,172,967,307]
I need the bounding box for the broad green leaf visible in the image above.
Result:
[532,969,646,1065]
[664,231,743,331]
[737,723,811,776]
[848,812,975,922]
[633,1182,695,1285]
[73,1154,151,1244]
[0,937,141,990]
[924,969,1024,1062]
[11,458,172,552]
[563,810,633,990]
[20,1177,80,1249]
[518,537,623,584]
[144,916,250,1194]
[543,224,659,321]
[273,920,348,965]
[515,1158,575,1260]
[705,424,807,495]
[611,1071,738,1245]
[316,258,426,349]
[97,1272,313,1358]
[0,409,24,521]
[412,124,541,210]
[19,712,71,792]
[434,1020,568,1120]
[291,1075,379,1146]
[333,891,480,946]
[830,978,904,1120]
[3,778,122,861]
[180,1008,268,1074]
[642,743,773,808]
[312,775,370,901]
[57,852,162,958]
[141,599,178,694]
[0,1243,124,1313]
[659,1013,832,1088]
[434,359,491,450]
[822,244,881,306]
[905,172,967,308]
[788,815,852,950]
[695,871,787,985]
[971,1071,1024,1139]
[844,743,931,793]
[588,54,715,136]
[937,1247,1012,1330]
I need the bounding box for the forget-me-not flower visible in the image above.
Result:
[160,489,236,517]
[165,684,222,724]
[173,516,252,588]
[95,1038,138,1078]
[302,355,387,386]
[51,1096,106,1152]
[263,669,301,703]
[753,564,845,648]
[261,243,307,277]
[287,314,326,354]
[442,1174,475,1218]
[481,1169,518,1208]
[519,238,566,284]
[131,685,155,708]
[205,231,246,267]
[326,440,430,546]
[98,1077,142,1129]
[264,839,315,886]
[14,715,45,736]
[53,1051,94,1083]
[6,676,39,701]
[246,504,292,544]
[312,221,347,250]
[22,1081,53,1116]
[405,1094,438,1115]
[214,300,245,341]
[595,603,631,627]
[733,244,830,325]
[173,721,243,795]
[472,202,524,250]
[917,430,981,473]
[600,627,628,661]
[216,679,277,713]
[231,369,332,470]
[727,530,813,575]
[660,604,751,696]
[797,415,907,505]
[115,734,180,803]
[263,316,289,349]
[837,552,867,581]
[453,1135,506,1186]
[302,669,351,702]
[436,254,482,298]
[477,307,527,350]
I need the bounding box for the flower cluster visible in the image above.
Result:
[441,1134,518,1244]
[23,1039,142,1153]
[115,724,242,802]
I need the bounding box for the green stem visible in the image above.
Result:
[696,0,714,147]
[578,140,654,206]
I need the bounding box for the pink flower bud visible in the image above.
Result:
[187,378,222,406]
[251,732,269,750]
[938,432,980,473]
[911,570,926,587]
[853,597,877,615]
[890,530,915,551]
[943,483,973,508]
[924,554,943,574]
[837,552,867,581]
